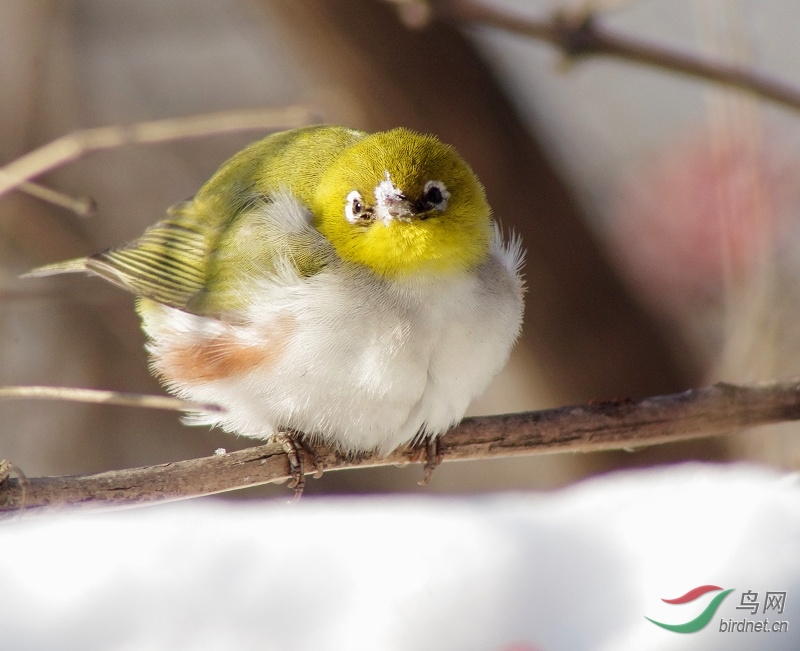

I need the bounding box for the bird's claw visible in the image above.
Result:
[417,438,443,486]
[297,437,325,479]
[275,433,305,502]
[274,432,325,501]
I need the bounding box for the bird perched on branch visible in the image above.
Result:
[26,126,524,493]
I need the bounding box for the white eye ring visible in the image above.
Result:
[345,190,367,223]
[423,180,450,211]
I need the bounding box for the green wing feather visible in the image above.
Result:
[26,126,366,316]
[86,201,209,309]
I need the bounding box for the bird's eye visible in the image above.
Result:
[425,186,442,205]
[422,180,450,211]
[345,190,372,224]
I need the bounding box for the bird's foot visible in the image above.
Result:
[274,432,305,501]
[417,437,443,486]
[274,432,324,501]
[297,436,325,479]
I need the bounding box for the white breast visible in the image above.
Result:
[140,198,524,454]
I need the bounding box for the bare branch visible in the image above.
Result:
[431,1,800,113]
[0,105,316,199]
[2,378,799,516]
[0,386,222,413]
[16,181,96,217]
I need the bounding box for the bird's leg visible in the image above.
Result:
[274,431,305,501]
[274,431,325,501]
[417,436,443,486]
[296,436,325,479]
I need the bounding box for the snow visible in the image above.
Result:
[1,463,798,650]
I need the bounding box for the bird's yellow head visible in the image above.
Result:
[312,129,492,279]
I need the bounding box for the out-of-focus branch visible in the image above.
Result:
[0,386,222,413]
[0,105,315,200]
[431,0,800,113]
[16,181,96,217]
[2,378,799,516]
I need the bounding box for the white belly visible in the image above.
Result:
[140,238,523,454]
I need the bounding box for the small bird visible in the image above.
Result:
[26,126,524,490]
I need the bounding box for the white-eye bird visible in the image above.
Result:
[26,126,524,482]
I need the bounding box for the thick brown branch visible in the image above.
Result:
[437,1,800,113]
[1,379,799,516]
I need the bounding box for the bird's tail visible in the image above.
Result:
[19,257,89,279]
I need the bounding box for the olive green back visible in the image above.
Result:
[87,126,365,314]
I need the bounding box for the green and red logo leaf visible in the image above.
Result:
[645,585,734,633]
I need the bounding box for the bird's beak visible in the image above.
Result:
[374,173,414,223]
[384,194,414,220]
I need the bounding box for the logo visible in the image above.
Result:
[645,585,734,633]
[645,586,790,635]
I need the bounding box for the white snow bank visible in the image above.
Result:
[0,463,798,651]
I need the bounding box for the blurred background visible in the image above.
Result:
[2,0,800,497]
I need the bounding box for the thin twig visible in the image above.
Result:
[431,0,800,113]
[2,378,799,515]
[0,386,223,413]
[0,105,316,200]
[17,181,96,217]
